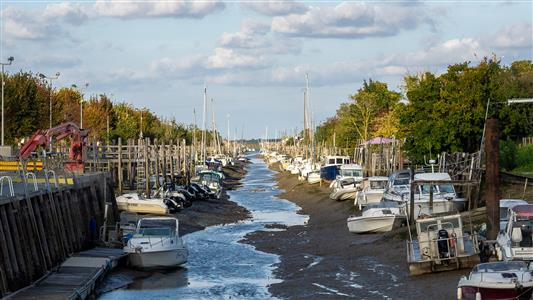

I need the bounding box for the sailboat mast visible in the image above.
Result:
[201,85,207,163]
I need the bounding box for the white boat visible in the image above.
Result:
[499,198,528,230]
[355,176,388,208]
[125,217,188,269]
[384,172,467,219]
[406,214,480,275]
[307,171,321,184]
[330,177,360,201]
[457,261,533,300]
[116,193,169,215]
[347,203,406,233]
[496,204,533,262]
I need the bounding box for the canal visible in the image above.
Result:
[99,156,308,299]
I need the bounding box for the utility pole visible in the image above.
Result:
[1,56,14,146]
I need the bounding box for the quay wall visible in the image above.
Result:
[0,172,117,298]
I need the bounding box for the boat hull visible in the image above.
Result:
[347,216,402,233]
[128,248,188,269]
[459,286,533,300]
[330,188,357,201]
[320,165,339,181]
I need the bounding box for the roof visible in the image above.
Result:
[414,172,451,181]
[511,204,533,217]
[360,137,395,145]
[340,164,362,170]
[368,176,388,181]
[500,199,528,208]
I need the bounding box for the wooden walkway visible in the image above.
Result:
[6,248,126,300]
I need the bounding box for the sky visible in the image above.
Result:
[1,0,532,139]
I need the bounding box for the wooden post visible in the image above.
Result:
[169,140,175,184]
[128,139,133,189]
[117,138,123,194]
[409,182,416,225]
[429,184,433,212]
[485,118,500,240]
[144,138,150,196]
[154,139,160,189]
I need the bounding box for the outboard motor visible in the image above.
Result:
[437,229,450,258]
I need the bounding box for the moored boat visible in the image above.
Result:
[347,202,406,233]
[124,217,188,269]
[457,261,533,300]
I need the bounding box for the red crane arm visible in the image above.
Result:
[18,122,89,160]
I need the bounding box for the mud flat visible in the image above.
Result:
[243,165,468,299]
[179,162,251,235]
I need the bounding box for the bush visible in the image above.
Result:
[499,140,518,171]
[514,144,533,173]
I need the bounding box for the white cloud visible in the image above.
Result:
[242,0,308,16]
[1,1,225,43]
[487,22,532,49]
[272,2,434,39]
[218,19,302,55]
[1,7,63,41]
[90,0,225,19]
[207,48,269,69]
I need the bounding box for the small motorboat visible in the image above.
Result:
[307,171,321,184]
[125,217,188,269]
[355,176,388,208]
[347,202,406,233]
[457,261,533,300]
[116,193,175,215]
[330,177,361,201]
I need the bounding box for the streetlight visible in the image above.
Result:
[72,83,89,128]
[1,56,14,146]
[38,72,60,129]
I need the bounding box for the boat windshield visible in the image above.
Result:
[135,227,172,237]
[500,207,509,220]
[341,169,363,177]
[438,185,454,193]
[472,261,527,273]
[393,176,410,186]
[137,219,176,236]
[369,180,386,189]
[328,158,335,164]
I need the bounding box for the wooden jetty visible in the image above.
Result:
[6,247,125,300]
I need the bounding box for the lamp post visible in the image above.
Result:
[1,56,14,146]
[72,83,89,128]
[38,72,60,129]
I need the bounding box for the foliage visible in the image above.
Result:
[315,58,533,163]
[499,139,518,171]
[514,144,533,173]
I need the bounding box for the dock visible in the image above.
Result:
[6,248,126,300]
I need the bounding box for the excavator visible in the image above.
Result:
[18,122,89,173]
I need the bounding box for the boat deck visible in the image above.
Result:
[7,248,126,300]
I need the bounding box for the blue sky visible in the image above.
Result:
[1,0,532,138]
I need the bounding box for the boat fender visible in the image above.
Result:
[456,287,462,299]
[495,246,503,261]
[475,291,481,300]
[450,232,457,256]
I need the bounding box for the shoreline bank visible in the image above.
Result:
[242,162,466,299]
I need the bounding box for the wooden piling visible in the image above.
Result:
[485,118,500,239]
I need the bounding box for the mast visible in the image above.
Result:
[201,85,207,164]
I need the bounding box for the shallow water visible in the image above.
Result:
[99,156,308,300]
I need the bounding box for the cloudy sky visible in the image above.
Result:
[1,0,532,138]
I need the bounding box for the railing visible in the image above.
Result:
[25,172,39,192]
[407,233,479,263]
[0,176,14,197]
